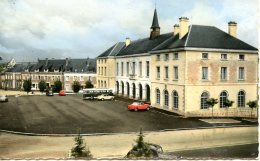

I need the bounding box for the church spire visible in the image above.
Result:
[150,8,160,39]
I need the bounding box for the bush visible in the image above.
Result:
[71,130,92,159]
[126,128,158,159]
[53,80,62,93]
[23,79,32,94]
[72,81,81,93]
[38,80,47,92]
[85,80,94,88]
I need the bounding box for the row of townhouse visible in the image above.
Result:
[96,9,258,117]
[0,58,96,91]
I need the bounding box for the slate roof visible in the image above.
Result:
[97,42,125,58]
[117,33,172,56]
[5,63,28,72]
[66,59,96,73]
[153,25,258,51]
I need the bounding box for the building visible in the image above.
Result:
[1,58,96,91]
[96,9,258,117]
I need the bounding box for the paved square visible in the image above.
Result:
[0,95,255,134]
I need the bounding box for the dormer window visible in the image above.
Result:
[239,54,245,61]
[44,69,48,72]
[202,53,208,59]
[54,69,59,73]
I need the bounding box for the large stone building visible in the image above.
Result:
[1,58,96,91]
[96,9,258,117]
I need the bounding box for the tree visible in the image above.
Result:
[23,79,32,94]
[53,80,62,93]
[126,128,154,158]
[72,81,81,93]
[247,100,258,118]
[85,80,94,88]
[206,98,218,120]
[71,130,92,159]
[38,80,47,92]
[224,99,234,117]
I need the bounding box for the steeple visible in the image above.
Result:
[150,8,160,39]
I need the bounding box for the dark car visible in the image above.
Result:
[46,91,54,96]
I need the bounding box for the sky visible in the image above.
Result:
[0,0,258,62]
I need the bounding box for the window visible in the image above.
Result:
[146,61,149,77]
[238,91,245,107]
[101,67,103,75]
[239,54,245,60]
[139,61,142,77]
[174,66,178,80]
[164,54,169,61]
[238,67,245,80]
[173,91,179,109]
[201,92,209,109]
[156,67,160,79]
[156,89,160,104]
[98,67,100,75]
[202,67,208,80]
[165,66,169,79]
[202,53,208,59]
[156,55,160,61]
[132,62,136,75]
[221,67,227,80]
[66,76,69,81]
[220,91,228,108]
[121,62,124,76]
[221,54,227,60]
[116,63,119,76]
[126,62,129,76]
[104,67,107,76]
[173,53,178,59]
[164,90,169,106]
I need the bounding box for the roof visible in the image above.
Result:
[5,63,31,72]
[97,42,125,58]
[66,59,96,73]
[154,25,258,51]
[117,33,172,56]
[151,9,160,28]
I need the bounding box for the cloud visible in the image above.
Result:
[0,0,258,62]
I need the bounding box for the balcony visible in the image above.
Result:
[129,74,136,80]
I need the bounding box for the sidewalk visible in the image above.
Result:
[0,89,43,96]
[0,126,257,159]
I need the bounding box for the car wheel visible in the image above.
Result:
[147,107,150,111]
[134,108,138,112]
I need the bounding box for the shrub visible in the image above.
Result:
[71,130,92,159]
[38,80,47,92]
[23,79,32,94]
[72,81,81,93]
[85,80,94,88]
[53,80,62,92]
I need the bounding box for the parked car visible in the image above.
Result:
[0,95,8,102]
[59,90,66,96]
[96,94,114,101]
[127,102,151,111]
[46,91,54,96]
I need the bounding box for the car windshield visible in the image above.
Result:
[132,102,140,105]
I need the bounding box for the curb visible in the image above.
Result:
[0,124,257,137]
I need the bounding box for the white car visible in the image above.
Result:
[96,94,114,101]
[0,95,8,102]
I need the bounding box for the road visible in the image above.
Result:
[0,126,258,159]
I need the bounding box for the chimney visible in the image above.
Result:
[173,24,180,36]
[65,58,69,66]
[179,17,189,39]
[125,37,131,47]
[45,58,48,66]
[228,21,237,38]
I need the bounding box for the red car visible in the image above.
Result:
[59,90,66,96]
[128,102,151,111]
